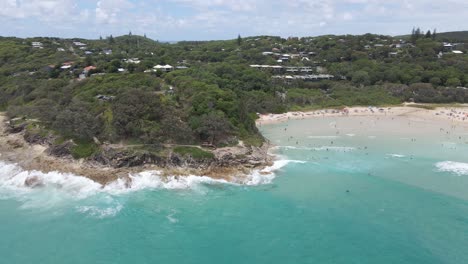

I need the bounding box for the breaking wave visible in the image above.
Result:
[278,146,355,152]
[76,204,123,219]
[244,159,306,185]
[435,161,468,176]
[389,154,406,158]
[308,136,340,139]
[0,158,305,211]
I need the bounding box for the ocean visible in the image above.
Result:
[1,116,467,264]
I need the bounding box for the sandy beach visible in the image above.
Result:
[1,104,467,186]
[256,104,468,126]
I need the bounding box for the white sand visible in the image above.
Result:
[256,104,468,127]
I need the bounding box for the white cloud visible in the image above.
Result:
[0,0,81,21]
[95,0,134,24]
[1,0,468,39]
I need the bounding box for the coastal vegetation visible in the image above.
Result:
[1,30,468,159]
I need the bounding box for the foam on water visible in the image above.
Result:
[278,146,355,152]
[389,154,406,158]
[0,157,303,210]
[435,161,468,176]
[308,136,340,139]
[242,158,306,185]
[313,146,355,152]
[76,204,123,219]
[0,161,102,199]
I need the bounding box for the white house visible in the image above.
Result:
[153,64,174,72]
[73,41,87,46]
[32,42,43,48]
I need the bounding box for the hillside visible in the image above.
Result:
[435,31,468,42]
[1,32,468,163]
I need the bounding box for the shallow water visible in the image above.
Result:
[1,116,467,264]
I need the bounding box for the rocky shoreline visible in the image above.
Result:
[0,113,274,186]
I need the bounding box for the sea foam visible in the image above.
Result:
[244,159,306,185]
[307,136,340,139]
[389,154,406,158]
[435,161,468,176]
[278,146,355,152]
[0,157,301,206]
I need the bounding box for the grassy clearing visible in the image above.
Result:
[173,146,214,159]
[71,140,99,159]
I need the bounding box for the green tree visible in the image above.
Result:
[112,89,162,141]
[425,30,432,39]
[53,99,103,140]
[446,77,461,87]
[195,111,232,145]
[352,70,371,85]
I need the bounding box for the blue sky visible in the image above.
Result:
[1,0,468,41]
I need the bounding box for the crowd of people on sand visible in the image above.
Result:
[257,106,468,125]
[265,105,468,155]
[434,108,468,122]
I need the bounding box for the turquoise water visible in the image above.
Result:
[1,116,468,264]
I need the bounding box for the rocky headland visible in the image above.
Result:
[0,113,273,186]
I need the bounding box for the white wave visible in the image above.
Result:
[278,146,355,152]
[278,146,312,150]
[435,161,468,176]
[0,155,309,215]
[77,204,123,219]
[0,161,102,203]
[166,209,179,223]
[346,134,356,137]
[313,146,355,152]
[308,136,340,139]
[0,156,304,204]
[243,159,306,185]
[389,154,406,158]
[441,142,457,149]
[104,171,232,195]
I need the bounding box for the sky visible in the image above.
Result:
[1,0,468,41]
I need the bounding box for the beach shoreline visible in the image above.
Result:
[256,104,468,126]
[2,103,468,188]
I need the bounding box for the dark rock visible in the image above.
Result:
[7,123,26,134]
[47,140,75,157]
[24,130,53,145]
[24,176,44,188]
[7,139,23,149]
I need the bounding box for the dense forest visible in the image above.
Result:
[1,30,468,157]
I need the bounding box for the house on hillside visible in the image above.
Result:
[154,64,174,72]
[32,42,43,48]
[73,41,87,46]
[443,43,453,52]
[60,61,74,70]
[83,66,97,74]
[281,54,290,61]
[125,58,141,64]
